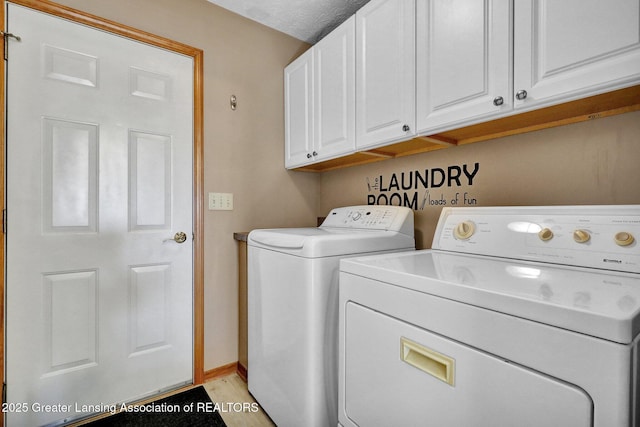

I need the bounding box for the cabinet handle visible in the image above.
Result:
[312,151,318,157]
[402,124,410,132]
[493,96,504,106]
[306,153,312,159]
[516,90,528,100]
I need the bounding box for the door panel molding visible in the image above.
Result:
[0,2,206,418]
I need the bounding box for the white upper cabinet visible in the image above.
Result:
[514,0,640,110]
[417,0,640,135]
[284,49,314,168]
[416,0,512,134]
[285,17,356,169]
[356,0,416,149]
[314,16,356,161]
[285,0,640,170]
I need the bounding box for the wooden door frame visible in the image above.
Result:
[0,0,206,409]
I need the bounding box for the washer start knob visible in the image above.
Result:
[614,231,635,247]
[453,221,475,240]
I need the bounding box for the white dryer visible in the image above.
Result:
[339,205,640,427]
[248,205,415,427]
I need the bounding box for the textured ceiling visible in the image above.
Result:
[207,0,370,44]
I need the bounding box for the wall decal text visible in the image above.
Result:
[367,163,481,210]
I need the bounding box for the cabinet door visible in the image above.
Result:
[416,0,512,134]
[514,0,640,110]
[284,49,314,168]
[314,16,356,161]
[356,0,415,149]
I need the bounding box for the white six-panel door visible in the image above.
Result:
[5,4,194,425]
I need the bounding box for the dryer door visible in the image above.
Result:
[343,302,592,427]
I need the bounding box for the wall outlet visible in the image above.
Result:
[208,192,233,210]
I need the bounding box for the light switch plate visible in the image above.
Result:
[208,192,233,210]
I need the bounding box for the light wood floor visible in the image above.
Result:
[204,374,276,427]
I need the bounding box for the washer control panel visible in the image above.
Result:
[320,205,414,235]
[433,205,640,273]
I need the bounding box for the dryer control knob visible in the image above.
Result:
[453,221,475,240]
[614,231,635,247]
[538,228,554,241]
[573,229,591,243]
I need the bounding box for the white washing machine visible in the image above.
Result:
[248,205,415,427]
[339,205,640,427]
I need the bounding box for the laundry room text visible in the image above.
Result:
[367,163,481,210]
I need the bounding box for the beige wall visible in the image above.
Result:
[53,0,320,370]
[320,111,640,248]
[40,0,640,372]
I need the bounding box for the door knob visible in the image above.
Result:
[493,96,504,106]
[165,232,188,243]
[516,90,528,100]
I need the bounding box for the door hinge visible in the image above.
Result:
[2,31,21,60]
[2,382,6,405]
[2,209,7,234]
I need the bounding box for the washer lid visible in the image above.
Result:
[248,227,414,258]
[249,228,325,249]
[341,250,640,344]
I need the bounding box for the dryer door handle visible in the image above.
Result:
[400,337,455,386]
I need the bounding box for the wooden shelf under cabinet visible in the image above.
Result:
[293,85,640,173]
